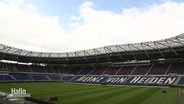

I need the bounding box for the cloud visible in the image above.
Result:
[26,4,36,11]
[0,1,184,52]
[70,1,184,45]
[3,0,24,5]
[0,1,69,51]
[80,1,94,9]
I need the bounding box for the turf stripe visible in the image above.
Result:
[93,87,147,104]
[66,87,134,104]
[116,88,161,104]
[32,83,106,96]
[60,86,117,99]
[89,87,143,104]
[142,88,177,104]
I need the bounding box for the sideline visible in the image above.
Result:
[64,82,170,88]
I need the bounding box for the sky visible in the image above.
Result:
[0,0,184,52]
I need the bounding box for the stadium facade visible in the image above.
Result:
[0,33,184,87]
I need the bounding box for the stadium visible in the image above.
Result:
[0,33,184,104]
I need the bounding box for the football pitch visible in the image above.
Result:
[0,82,182,104]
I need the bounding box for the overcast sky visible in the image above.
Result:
[0,0,184,52]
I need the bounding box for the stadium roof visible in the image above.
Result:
[0,33,184,64]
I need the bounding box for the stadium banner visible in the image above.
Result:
[74,76,177,86]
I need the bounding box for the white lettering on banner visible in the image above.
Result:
[76,77,104,82]
[75,76,177,85]
[76,76,85,81]
[96,77,104,82]
[148,77,158,84]
[164,77,176,84]
[106,77,127,83]
[156,77,166,84]
[137,77,150,84]
[130,77,141,83]
[118,77,127,83]
[147,77,176,85]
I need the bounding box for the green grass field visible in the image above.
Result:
[0,82,181,104]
